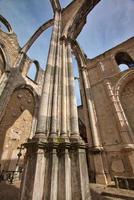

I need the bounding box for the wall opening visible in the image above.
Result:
[0,21,8,33]
[115,52,134,71]
[27,61,39,82]
[0,15,12,33]
[72,55,82,106]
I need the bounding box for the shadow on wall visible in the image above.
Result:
[0,88,35,170]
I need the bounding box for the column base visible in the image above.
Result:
[20,139,91,200]
[122,145,134,176]
[89,146,108,185]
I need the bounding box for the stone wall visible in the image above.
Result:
[81,37,134,183]
[0,88,35,171]
[0,26,44,172]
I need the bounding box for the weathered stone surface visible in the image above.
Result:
[0,0,134,199]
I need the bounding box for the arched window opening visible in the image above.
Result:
[119,64,129,72]
[0,47,5,76]
[27,61,38,82]
[0,21,8,32]
[72,55,82,106]
[0,15,12,33]
[115,52,134,72]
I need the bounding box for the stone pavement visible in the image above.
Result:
[0,181,20,200]
[0,181,134,200]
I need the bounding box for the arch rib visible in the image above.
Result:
[0,15,13,33]
[21,19,54,53]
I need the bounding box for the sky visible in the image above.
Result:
[0,0,134,105]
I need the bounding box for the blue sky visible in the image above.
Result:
[78,0,134,58]
[0,0,134,105]
[0,0,134,64]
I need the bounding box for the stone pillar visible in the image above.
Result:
[20,10,91,200]
[81,68,100,147]
[49,14,61,139]
[67,43,80,141]
[61,40,67,138]
[81,67,108,184]
[35,11,60,138]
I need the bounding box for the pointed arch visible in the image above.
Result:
[27,60,40,82]
[0,15,13,33]
[0,86,36,171]
[115,52,134,71]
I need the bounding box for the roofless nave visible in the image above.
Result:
[0,0,134,199]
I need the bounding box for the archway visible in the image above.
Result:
[27,61,39,82]
[120,79,134,132]
[115,52,134,71]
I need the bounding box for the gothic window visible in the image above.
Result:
[0,15,12,33]
[27,61,39,82]
[0,21,9,33]
[115,52,134,71]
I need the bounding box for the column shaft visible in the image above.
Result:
[50,14,61,136]
[82,69,100,147]
[61,41,67,136]
[67,43,79,138]
[36,11,60,135]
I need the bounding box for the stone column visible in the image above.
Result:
[81,67,108,184]
[67,43,80,141]
[61,40,67,138]
[35,11,60,138]
[81,68,100,147]
[49,13,61,140]
[20,10,91,200]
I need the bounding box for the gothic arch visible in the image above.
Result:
[0,15,13,33]
[0,86,36,171]
[21,19,53,54]
[27,60,40,82]
[115,51,134,71]
[114,70,134,143]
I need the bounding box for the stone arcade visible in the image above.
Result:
[0,0,134,199]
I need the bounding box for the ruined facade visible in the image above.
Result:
[0,0,134,199]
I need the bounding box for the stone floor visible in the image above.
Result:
[0,181,134,200]
[90,183,134,200]
[0,181,20,200]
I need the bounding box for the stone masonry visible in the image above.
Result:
[0,0,134,199]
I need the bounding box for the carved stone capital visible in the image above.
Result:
[122,144,134,152]
[88,146,104,154]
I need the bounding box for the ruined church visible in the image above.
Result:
[0,0,134,199]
